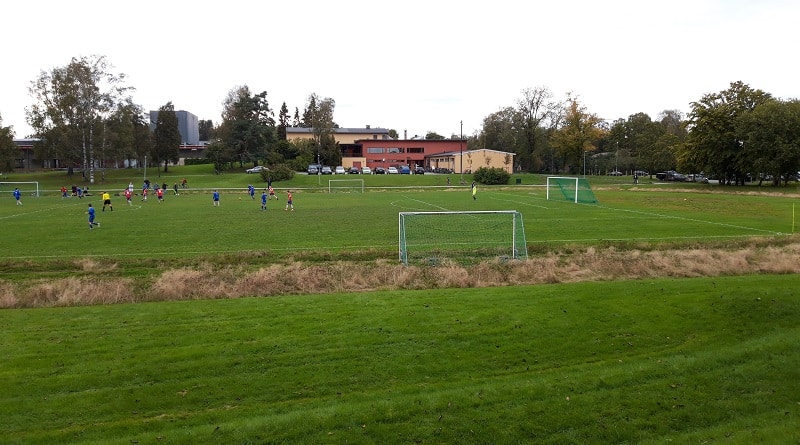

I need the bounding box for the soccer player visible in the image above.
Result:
[471,181,477,200]
[173,182,179,196]
[284,190,294,211]
[61,186,68,199]
[102,191,113,211]
[212,190,220,207]
[261,189,268,210]
[86,203,100,229]
[248,184,255,200]
[156,187,164,203]
[268,185,277,200]
[124,188,132,205]
[13,188,22,206]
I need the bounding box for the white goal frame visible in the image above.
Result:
[398,210,527,265]
[328,179,365,193]
[0,181,40,197]
[546,176,580,203]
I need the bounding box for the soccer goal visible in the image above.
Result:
[0,181,40,197]
[328,179,364,193]
[399,211,528,265]
[546,176,598,203]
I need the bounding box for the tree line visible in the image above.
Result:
[2,54,799,186]
[478,82,800,185]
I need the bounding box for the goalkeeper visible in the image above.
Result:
[471,181,477,200]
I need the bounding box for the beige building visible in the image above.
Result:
[427,149,515,174]
[285,126,391,145]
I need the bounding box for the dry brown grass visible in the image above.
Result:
[4,241,800,308]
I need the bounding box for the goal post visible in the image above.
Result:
[328,179,364,193]
[0,181,40,197]
[399,210,528,265]
[546,176,598,204]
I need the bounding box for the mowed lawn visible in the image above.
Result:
[0,185,794,260]
[1,275,798,444]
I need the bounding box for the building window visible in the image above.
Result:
[367,147,384,154]
[387,147,404,153]
[407,147,424,153]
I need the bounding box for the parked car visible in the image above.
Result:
[362,166,372,175]
[400,166,411,174]
[387,166,399,174]
[607,171,623,176]
[348,166,361,174]
[414,166,425,175]
[246,165,266,174]
[373,167,386,174]
[321,166,333,175]
[334,166,346,175]
[307,164,321,175]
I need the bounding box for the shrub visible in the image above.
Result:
[474,167,510,185]
[262,164,294,182]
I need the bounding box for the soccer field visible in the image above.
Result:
[0,185,793,260]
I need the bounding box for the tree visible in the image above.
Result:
[425,131,445,140]
[277,102,289,140]
[517,87,557,172]
[198,119,215,142]
[105,100,146,168]
[151,102,181,172]
[0,115,16,172]
[738,99,800,185]
[684,81,772,185]
[26,55,133,182]
[217,85,276,166]
[550,97,605,173]
[303,93,339,166]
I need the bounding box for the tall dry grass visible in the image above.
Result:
[3,242,800,308]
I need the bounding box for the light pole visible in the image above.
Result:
[459,120,463,185]
[583,151,587,177]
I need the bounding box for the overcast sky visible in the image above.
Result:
[2,0,798,139]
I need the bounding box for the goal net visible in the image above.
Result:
[546,177,597,203]
[328,179,364,193]
[0,181,40,197]
[399,211,528,265]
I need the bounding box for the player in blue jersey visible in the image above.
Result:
[212,190,220,206]
[86,203,100,229]
[13,188,22,206]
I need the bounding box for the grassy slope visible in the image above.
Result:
[1,275,798,444]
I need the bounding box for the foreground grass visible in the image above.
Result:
[1,274,798,444]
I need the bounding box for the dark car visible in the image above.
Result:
[348,166,361,174]
[373,167,386,174]
[307,164,321,175]
[320,166,333,175]
[414,166,425,175]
